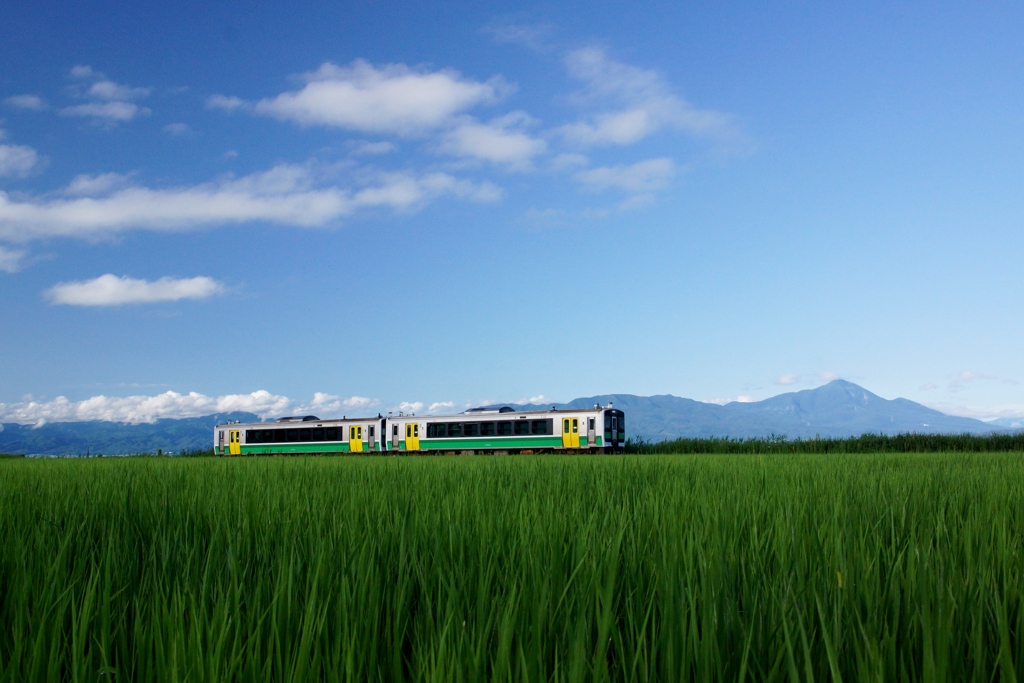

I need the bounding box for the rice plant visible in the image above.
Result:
[0,453,1021,681]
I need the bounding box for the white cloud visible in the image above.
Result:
[0,245,26,273]
[206,94,248,112]
[299,393,380,416]
[63,172,133,196]
[4,94,48,111]
[350,141,397,155]
[439,113,547,168]
[705,395,756,405]
[0,162,500,243]
[775,374,800,386]
[560,47,741,147]
[61,101,150,123]
[920,382,937,391]
[162,122,192,136]
[395,401,424,414]
[0,390,380,425]
[70,65,99,79]
[87,80,149,101]
[949,371,985,392]
[0,144,42,177]
[516,395,551,405]
[45,274,225,306]
[819,371,840,382]
[427,401,455,414]
[252,60,504,135]
[573,158,674,193]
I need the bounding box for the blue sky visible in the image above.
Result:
[1,1,1023,423]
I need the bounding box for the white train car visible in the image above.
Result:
[215,405,625,455]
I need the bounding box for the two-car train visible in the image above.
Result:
[214,405,625,455]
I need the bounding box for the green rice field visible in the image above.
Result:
[0,454,1022,681]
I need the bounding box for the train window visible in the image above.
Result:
[299,429,311,442]
[480,422,495,436]
[325,427,337,441]
[531,420,547,435]
[274,430,285,443]
[427,423,446,438]
[369,426,375,437]
[448,423,462,437]
[588,418,595,431]
[287,429,299,442]
[496,421,512,436]
[514,421,529,435]
[464,423,479,437]
[246,430,255,443]
[312,428,324,441]
[563,420,570,433]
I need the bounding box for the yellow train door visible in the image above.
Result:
[562,418,572,448]
[406,423,420,451]
[349,425,363,452]
[571,418,580,447]
[229,430,240,455]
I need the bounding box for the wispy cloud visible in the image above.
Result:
[0,390,380,426]
[439,112,547,168]
[773,372,841,387]
[481,19,555,51]
[61,65,151,124]
[947,371,1017,392]
[349,141,397,156]
[0,143,43,177]
[3,94,48,111]
[0,245,26,273]
[0,162,500,242]
[249,60,506,135]
[45,274,225,306]
[63,172,134,196]
[560,47,744,149]
[162,122,192,136]
[87,80,149,101]
[61,101,149,123]
[206,94,248,112]
[573,158,674,193]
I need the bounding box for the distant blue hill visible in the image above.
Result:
[0,412,258,456]
[501,380,1005,440]
[0,381,1010,455]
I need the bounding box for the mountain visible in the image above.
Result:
[0,412,257,456]
[984,417,1024,430]
[0,381,1012,455]
[502,380,1005,440]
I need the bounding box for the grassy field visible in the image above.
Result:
[0,454,1021,681]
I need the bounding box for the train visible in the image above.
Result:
[214,404,625,455]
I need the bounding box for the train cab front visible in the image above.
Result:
[603,408,625,453]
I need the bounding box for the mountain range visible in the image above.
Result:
[0,381,1012,455]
